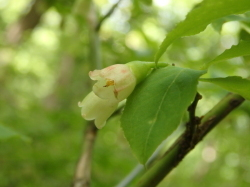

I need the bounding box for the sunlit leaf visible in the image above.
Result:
[204,41,250,69]
[121,66,205,164]
[200,76,250,100]
[211,15,250,32]
[155,0,250,64]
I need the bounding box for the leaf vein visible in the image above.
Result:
[142,69,185,161]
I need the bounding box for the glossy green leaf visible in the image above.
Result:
[204,41,250,69]
[200,76,250,100]
[121,67,205,164]
[155,0,250,64]
[0,125,30,142]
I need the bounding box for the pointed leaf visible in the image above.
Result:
[200,76,250,100]
[155,0,250,64]
[204,41,250,69]
[121,67,205,164]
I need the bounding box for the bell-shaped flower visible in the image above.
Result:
[79,61,167,129]
[78,92,118,129]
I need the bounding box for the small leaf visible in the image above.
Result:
[200,76,250,100]
[204,41,250,69]
[0,125,30,142]
[155,0,250,64]
[121,67,205,164]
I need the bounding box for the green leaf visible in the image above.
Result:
[121,67,205,164]
[0,125,30,142]
[200,76,250,100]
[204,41,250,69]
[212,15,250,32]
[155,0,250,64]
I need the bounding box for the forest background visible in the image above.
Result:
[1,0,250,186]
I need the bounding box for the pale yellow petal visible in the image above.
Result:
[79,92,118,128]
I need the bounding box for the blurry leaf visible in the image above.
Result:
[134,0,152,6]
[204,41,250,69]
[143,0,152,6]
[212,15,250,32]
[240,29,250,41]
[155,0,250,64]
[47,0,74,14]
[200,76,250,100]
[0,125,31,142]
[121,67,205,164]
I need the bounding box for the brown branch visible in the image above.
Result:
[136,93,245,187]
[95,0,123,32]
[6,0,50,44]
[72,1,100,186]
[72,122,98,187]
[186,92,202,145]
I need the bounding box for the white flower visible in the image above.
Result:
[89,64,136,102]
[78,92,118,129]
[79,61,167,129]
[79,64,136,129]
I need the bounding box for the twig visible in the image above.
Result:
[115,164,144,187]
[115,135,169,187]
[72,122,98,187]
[136,93,245,187]
[186,93,202,146]
[72,1,102,186]
[95,0,123,32]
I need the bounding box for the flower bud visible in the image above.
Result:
[89,64,136,102]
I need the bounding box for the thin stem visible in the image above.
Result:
[115,129,178,187]
[73,0,101,186]
[95,0,123,32]
[136,93,245,187]
[115,164,144,187]
[73,122,98,187]
[186,93,202,145]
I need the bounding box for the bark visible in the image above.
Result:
[6,0,50,44]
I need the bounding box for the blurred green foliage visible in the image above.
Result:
[0,0,250,186]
